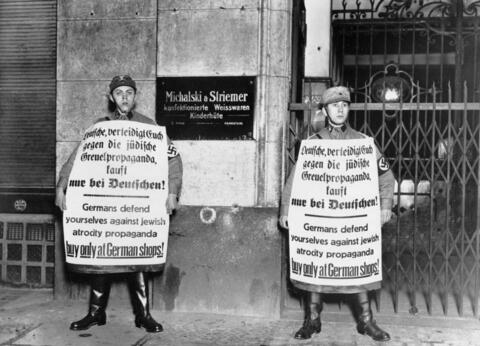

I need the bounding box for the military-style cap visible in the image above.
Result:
[322,86,351,105]
[109,75,137,93]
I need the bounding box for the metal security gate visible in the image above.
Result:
[351,88,480,318]
[0,0,57,287]
[286,0,480,317]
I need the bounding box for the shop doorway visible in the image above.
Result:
[284,0,480,318]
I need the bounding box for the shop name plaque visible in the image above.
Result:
[156,77,255,140]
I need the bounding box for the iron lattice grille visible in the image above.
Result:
[289,91,480,317]
[285,0,480,317]
[0,219,55,287]
[286,80,322,174]
[325,0,480,317]
[350,93,480,317]
[331,0,480,106]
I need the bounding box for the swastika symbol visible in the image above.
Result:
[378,157,389,171]
[167,144,178,158]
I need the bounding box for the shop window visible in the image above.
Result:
[46,267,54,286]
[27,224,44,241]
[27,245,42,262]
[46,245,55,263]
[7,223,23,240]
[6,265,21,282]
[27,266,42,285]
[1,220,54,287]
[7,244,22,261]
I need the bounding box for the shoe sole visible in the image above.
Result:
[135,321,163,333]
[294,328,321,340]
[135,325,163,333]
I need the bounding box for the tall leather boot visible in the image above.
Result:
[355,291,390,341]
[294,292,322,339]
[129,272,163,333]
[70,275,110,330]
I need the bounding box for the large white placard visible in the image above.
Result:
[63,121,169,267]
[288,138,382,286]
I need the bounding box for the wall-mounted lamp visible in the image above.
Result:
[368,63,413,118]
[371,74,411,103]
[354,63,436,119]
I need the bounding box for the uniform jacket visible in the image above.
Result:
[280,123,395,294]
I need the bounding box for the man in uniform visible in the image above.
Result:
[279,86,394,342]
[55,75,183,333]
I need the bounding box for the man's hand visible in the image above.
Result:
[381,209,392,226]
[279,215,289,229]
[166,194,178,215]
[55,188,67,211]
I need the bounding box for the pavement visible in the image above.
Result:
[1,288,480,346]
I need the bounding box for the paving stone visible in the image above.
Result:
[0,288,479,346]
